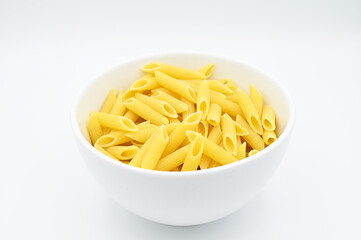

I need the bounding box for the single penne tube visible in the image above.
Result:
[236,115,265,151]
[221,78,238,91]
[210,92,241,117]
[236,88,263,135]
[94,112,138,132]
[207,103,221,126]
[95,131,132,147]
[250,84,263,116]
[186,131,238,165]
[221,114,238,156]
[141,125,169,170]
[169,118,180,123]
[87,112,103,145]
[181,98,196,119]
[125,123,178,143]
[198,125,222,170]
[142,62,206,80]
[196,120,208,137]
[130,75,159,92]
[235,120,249,136]
[225,93,239,103]
[182,134,204,171]
[196,80,210,120]
[198,63,215,79]
[135,93,177,118]
[199,155,212,170]
[106,146,139,160]
[210,90,226,99]
[110,89,127,116]
[155,145,191,171]
[151,87,179,98]
[162,111,202,156]
[208,80,233,94]
[237,142,247,160]
[262,130,277,145]
[123,110,139,122]
[123,97,169,125]
[248,149,259,157]
[129,125,164,167]
[101,88,116,113]
[262,105,276,131]
[154,71,197,102]
[151,90,188,113]
[94,144,118,160]
[122,89,136,101]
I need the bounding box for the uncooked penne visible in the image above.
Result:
[110,89,127,116]
[156,145,191,171]
[87,112,103,145]
[196,120,208,137]
[94,144,118,160]
[130,75,159,92]
[95,112,138,132]
[262,130,277,145]
[182,134,204,171]
[207,103,221,126]
[151,90,188,113]
[236,115,264,151]
[237,142,247,160]
[95,131,132,147]
[199,125,222,170]
[135,93,177,118]
[123,110,139,122]
[124,98,169,125]
[262,105,276,132]
[155,71,197,102]
[198,63,215,79]
[248,149,259,157]
[210,92,241,117]
[196,80,210,120]
[250,84,263,116]
[221,114,238,156]
[106,145,139,160]
[142,62,206,80]
[101,88,116,113]
[181,98,196,119]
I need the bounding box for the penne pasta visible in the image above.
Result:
[124,97,169,125]
[199,125,222,169]
[207,103,222,126]
[162,111,202,156]
[95,131,132,147]
[236,115,264,151]
[142,62,206,80]
[106,145,139,160]
[135,93,177,118]
[196,120,208,137]
[155,145,191,171]
[236,88,263,135]
[181,134,204,171]
[262,130,277,145]
[151,90,188,113]
[122,89,136,101]
[196,80,210,120]
[155,71,197,102]
[110,89,127,116]
[87,112,103,145]
[198,63,215,79]
[262,105,276,132]
[141,125,169,170]
[186,131,238,165]
[94,144,118,160]
[101,88,116,113]
[123,110,139,122]
[221,114,238,156]
[248,149,259,157]
[250,84,263,116]
[237,142,247,160]
[95,112,138,132]
[210,92,241,117]
[208,161,221,168]
[130,75,159,92]
[169,118,180,123]
[125,122,179,143]
[181,98,196,119]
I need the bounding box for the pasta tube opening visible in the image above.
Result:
[142,63,161,72]
[106,146,139,160]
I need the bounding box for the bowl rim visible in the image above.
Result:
[71,51,295,177]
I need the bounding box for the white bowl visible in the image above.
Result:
[71,53,295,226]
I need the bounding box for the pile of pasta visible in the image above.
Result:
[87,62,278,171]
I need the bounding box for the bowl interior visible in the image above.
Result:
[74,53,292,145]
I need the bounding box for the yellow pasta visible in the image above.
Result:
[110,89,127,116]
[236,115,264,151]
[124,98,169,125]
[87,112,103,145]
[156,145,190,171]
[221,114,238,156]
[248,150,259,157]
[262,105,276,132]
[95,131,132,147]
[142,62,206,80]
[151,90,188,113]
[181,98,196,119]
[101,88,116,113]
[130,75,159,92]
[197,80,210,120]
[210,92,242,117]
[262,130,277,145]
[181,134,204,171]
[236,88,263,135]
[95,112,138,132]
[141,125,169,170]
[106,146,139,160]
[135,93,177,118]
[186,131,238,165]
[155,71,197,102]
[250,84,263,116]
[207,103,221,126]
[89,61,280,172]
[198,63,215,79]
[94,144,118,160]
[162,111,202,156]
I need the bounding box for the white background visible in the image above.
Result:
[1,0,361,239]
